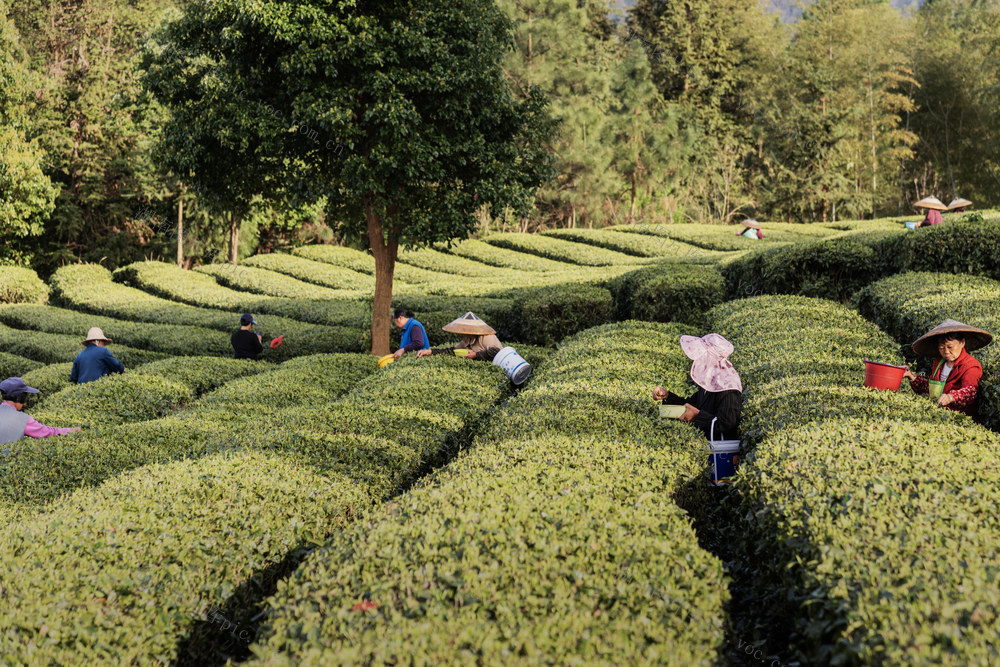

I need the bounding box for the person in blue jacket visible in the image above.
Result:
[70,327,126,383]
[392,308,430,359]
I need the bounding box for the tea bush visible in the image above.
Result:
[31,372,193,428]
[292,244,451,284]
[486,232,650,266]
[243,253,375,291]
[718,231,902,301]
[249,322,728,665]
[0,451,370,665]
[607,264,725,324]
[0,303,233,357]
[398,246,516,277]
[21,362,74,395]
[706,295,996,664]
[447,238,572,271]
[612,223,818,250]
[544,227,726,262]
[132,356,270,395]
[196,263,353,300]
[0,265,49,304]
[0,321,166,366]
[0,351,44,378]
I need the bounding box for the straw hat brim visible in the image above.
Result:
[442,311,496,336]
[947,198,973,210]
[911,319,993,357]
[914,197,948,211]
[742,219,761,230]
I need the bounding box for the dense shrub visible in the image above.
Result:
[292,244,448,284]
[447,238,572,271]
[486,232,649,266]
[544,227,725,262]
[705,295,994,664]
[607,264,725,324]
[502,283,614,346]
[249,322,727,664]
[612,223,820,250]
[0,351,44,378]
[0,266,49,304]
[195,263,350,300]
[31,372,193,428]
[132,356,270,395]
[21,362,74,395]
[889,217,1000,279]
[398,247,513,277]
[0,452,369,664]
[243,253,375,291]
[718,231,902,301]
[0,303,233,357]
[0,321,166,366]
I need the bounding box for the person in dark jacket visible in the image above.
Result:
[232,313,265,360]
[70,327,125,384]
[0,376,80,450]
[653,333,742,441]
[392,308,430,359]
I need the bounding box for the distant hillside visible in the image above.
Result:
[611,0,925,22]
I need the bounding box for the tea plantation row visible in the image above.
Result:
[709,295,999,665]
[246,321,728,664]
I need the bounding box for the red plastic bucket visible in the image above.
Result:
[864,360,907,391]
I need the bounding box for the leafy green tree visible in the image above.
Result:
[500,0,618,229]
[145,0,554,355]
[8,0,176,272]
[752,0,916,221]
[909,0,1000,205]
[0,2,57,265]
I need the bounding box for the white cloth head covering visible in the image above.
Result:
[680,333,743,393]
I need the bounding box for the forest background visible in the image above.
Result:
[1,0,997,274]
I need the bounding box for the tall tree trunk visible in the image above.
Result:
[176,195,184,268]
[367,204,398,356]
[229,214,239,264]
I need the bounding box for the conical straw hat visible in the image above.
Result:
[82,327,113,345]
[947,198,973,210]
[911,319,993,357]
[742,218,761,230]
[914,196,948,211]
[442,312,496,336]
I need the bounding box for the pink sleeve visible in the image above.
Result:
[23,416,76,438]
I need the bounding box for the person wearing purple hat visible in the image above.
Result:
[0,377,81,447]
[232,313,264,360]
[653,333,743,441]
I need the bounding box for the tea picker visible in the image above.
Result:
[902,319,991,419]
[231,313,283,361]
[653,333,743,485]
[416,312,532,386]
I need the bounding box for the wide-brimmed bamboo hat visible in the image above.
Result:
[82,327,112,345]
[741,218,761,230]
[947,198,973,210]
[442,312,496,336]
[911,319,993,357]
[914,196,948,211]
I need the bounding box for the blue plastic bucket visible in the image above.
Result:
[708,440,740,486]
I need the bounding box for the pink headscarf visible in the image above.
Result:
[680,333,743,393]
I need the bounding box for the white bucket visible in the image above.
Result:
[493,346,532,385]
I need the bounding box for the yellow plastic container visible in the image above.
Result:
[659,405,686,419]
[378,354,395,368]
[454,349,470,357]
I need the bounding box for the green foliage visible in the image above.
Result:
[608,264,725,325]
[504,283,614,347]
[613,222,833,250]
[486,232,649,266]
[0,266,49,304]
[0,351,43,378]
[32,373,193,429]
[719,230,902,301]
[131,356,269,396]
[0,321,165,366]
[250,322,726,664]
[243,253,374,292]
[446,238,573,271]
[543,227,726,262]
[0,5,57,266]
[195,263,350,300]
[398,247,513,278]
[0,452,369,664]
[21,362,73,395]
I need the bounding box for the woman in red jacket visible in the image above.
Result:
[903,319,992,419]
